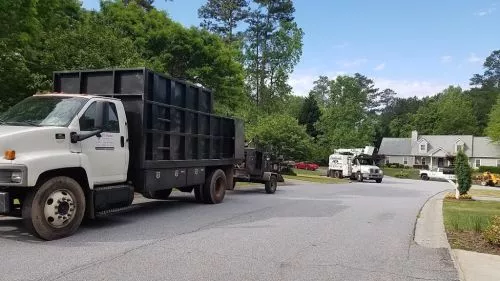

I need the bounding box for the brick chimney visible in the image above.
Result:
[411,130,418,143]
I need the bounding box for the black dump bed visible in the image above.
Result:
[53,68,244,190]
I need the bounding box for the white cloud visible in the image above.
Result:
[441,56,453,63]
[372,78,469,98]
[289,71,470,98]
[467,53,482,63]
[374,63,386,71]
[337,58,368,68]
[474,7,496,16]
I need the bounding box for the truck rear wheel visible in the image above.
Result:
[202,169,226,204]
[265,175,278,194]
[22,176,86,241]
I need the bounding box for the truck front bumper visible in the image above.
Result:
[0,191,10,214]
[363,173,383,180]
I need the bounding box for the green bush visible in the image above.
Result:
[478,166,500,174]
[455,150,472,195]
[394,171,409,178]
[483,215,500,245]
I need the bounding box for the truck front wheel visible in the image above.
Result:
[22,176,86,241]
[202,169,226,204]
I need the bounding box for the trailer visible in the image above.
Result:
[232,147,284,194]
[0,68,244,240]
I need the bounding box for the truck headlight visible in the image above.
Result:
[10,171,23,183]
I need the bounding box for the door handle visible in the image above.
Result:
[121,136,125,147]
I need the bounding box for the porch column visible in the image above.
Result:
[430,157,433,169]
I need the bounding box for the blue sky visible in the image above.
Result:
[82,0,500,98]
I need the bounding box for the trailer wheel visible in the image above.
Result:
[265,175,278,194]
[334,171,340,178]
[376,179,382,183]
[203,169,226,204]
[22,176,85,241]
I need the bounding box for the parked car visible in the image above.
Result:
[295,161,319,171]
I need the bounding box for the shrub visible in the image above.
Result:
[444,192,472,200]
[413,164,429,170]
[455,150,472,195]
[483,215,500,245]
[478,166,500,174]
[394,171,409,178]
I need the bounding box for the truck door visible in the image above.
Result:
[78,100,128,185]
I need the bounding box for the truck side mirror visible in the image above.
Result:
[71,130,103,143]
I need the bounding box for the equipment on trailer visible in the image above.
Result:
[233,147,284,194]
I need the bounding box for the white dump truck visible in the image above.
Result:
[0,68,245,240]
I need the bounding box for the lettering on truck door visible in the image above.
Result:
[78,100,127,185]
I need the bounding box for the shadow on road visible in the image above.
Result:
[0,195,203,243]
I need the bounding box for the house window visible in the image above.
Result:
[497,160,500,168]
[385,157,390,165]
[403,157,408,165]
[456,144,464,152]
[475,159,481,168]
[421,157,426,165]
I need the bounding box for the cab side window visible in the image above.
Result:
[79,101,120,133]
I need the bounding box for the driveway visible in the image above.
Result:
[0,177,458,281]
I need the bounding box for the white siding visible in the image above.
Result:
[385,156,413,166]
[470,158,500,168]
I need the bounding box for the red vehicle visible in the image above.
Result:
[295,161,319,171]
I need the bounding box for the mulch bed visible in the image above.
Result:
[447,231,500,255]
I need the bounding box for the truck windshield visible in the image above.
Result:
[0,96,87,127]
[358,158,374,165]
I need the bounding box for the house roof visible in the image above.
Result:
[411,135,473,157]
[472,137,500,158]
[379,134,500,158]
[378,138,411,156]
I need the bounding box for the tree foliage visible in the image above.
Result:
[248,114,312,161]
[198,0,249,43]
[455,150,472,195]
[486,95,500,143]
[298,93,321,138]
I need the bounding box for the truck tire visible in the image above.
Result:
[152,188,172,199]
[357,172,363,182]
[202,169,226,204]
[334,171,340,178]
[265,175,278,194]
[22,176,86,241]
[421,174,429,181]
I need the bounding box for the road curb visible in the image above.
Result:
[414,190,465,281]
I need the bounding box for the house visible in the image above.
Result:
[378,130,500,169]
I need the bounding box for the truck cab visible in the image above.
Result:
[350,154,384,183]
[0,93,133,240]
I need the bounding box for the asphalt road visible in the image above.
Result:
[0,177,459,281]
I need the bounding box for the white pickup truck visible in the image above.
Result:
[419,167,456,181]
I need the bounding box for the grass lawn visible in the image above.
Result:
[382,167,421,180]
[443,199,500,255]
[469,189,500,199]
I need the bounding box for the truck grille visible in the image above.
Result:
[0,171,11,183]
[370,169,380,174]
